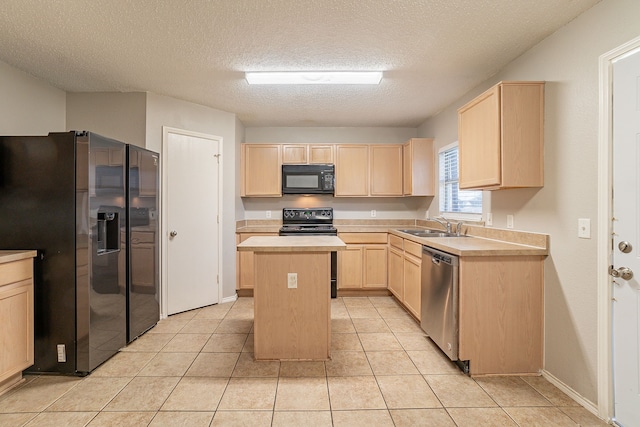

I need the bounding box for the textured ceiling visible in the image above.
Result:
[0,0,600,127]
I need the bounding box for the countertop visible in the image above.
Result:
[236,222,548,257]
[0,250,38,264]
[237,235,347,252]
[387,230,547,257]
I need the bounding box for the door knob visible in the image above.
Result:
[610,265,633,280]
[618,241,632,253]
[170,231,178,237]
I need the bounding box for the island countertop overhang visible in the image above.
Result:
[237,235,346,252]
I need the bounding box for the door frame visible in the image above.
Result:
[597,35,640,422]
[161,126,223,318]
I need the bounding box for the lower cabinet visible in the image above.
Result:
[403,249,422,319]
[0,255,34,395]
[338,233,387,289]
[388,235,422,320]
[237,232,278,290]
[458,255,544,375]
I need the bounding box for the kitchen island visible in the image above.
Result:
[237,235,346,361]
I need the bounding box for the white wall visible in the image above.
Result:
[66,92,147,146]
[0,60,65,134]
[418,0,640,405]
[146,93,239,301]
[243,127,423,220]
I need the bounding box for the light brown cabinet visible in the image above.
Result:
[236,233,278,289]
[337,233,387,289]
[458,255,544,375]
[335,145,369,196]
[402,240,422,319]
[241,142,435,198]
[388,245,404,300]
[403,138,435,196]
[458,81,544,190]
[0,253,35,396]
[309,145,334,164]
[388,235,421,319]
[282,144,334,164]
[282,144,307,164]
[241,144,282,197]
[370,145,403,196]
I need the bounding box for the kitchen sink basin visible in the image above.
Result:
[397,229,467,238]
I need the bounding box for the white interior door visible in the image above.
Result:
[612,48,640,427]
[164,128,220,315]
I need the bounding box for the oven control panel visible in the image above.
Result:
[282,207,333,223]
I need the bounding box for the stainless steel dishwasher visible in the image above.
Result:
[420,246,460,362]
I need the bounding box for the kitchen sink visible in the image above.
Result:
[397,229,467,238]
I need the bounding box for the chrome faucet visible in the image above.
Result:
[429,217,463,236]
[429,217,452,233]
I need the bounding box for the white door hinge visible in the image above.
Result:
[217,274,219,284]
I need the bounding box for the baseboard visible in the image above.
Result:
[221,293,239,304]
[541,369,601,418]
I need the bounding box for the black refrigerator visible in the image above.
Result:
[0,131,128,375]
[126,145,160,343]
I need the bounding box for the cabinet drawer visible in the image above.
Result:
[388,234,404,250]
[0,259,32,287]
[339,233,388,244]
[404,240,423,258]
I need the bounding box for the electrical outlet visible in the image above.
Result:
[486,213,493,226]
[370,210,376,218]
[506,215,514,229]
[266,211,271,218]
[57,344,66,363]
[578,218,591,239]
[287,273,297,288]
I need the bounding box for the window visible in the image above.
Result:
[439,142,482,217]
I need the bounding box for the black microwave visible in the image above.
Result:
[282,164,335,195]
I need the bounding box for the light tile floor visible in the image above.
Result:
[0,296,608,426]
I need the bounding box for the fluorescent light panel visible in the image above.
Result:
[245,71,382,85]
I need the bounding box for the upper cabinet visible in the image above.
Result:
[282,144,307,164]
[308,145,334,164]
[335,145,369,196]
[240,141,434,198]
[370,145,403,196]
[282,144,335,164]
[241,144,282,197]
[458,81,544,190]
[403,138,434,196]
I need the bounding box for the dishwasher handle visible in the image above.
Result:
[422,246,458,266]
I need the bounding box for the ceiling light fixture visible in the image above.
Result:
[245,71,383,85]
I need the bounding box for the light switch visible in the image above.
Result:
[506,215,514,229]
[578,218,591,239]
[288,273,297,288]
[486,213,493,226]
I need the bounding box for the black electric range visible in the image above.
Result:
[279,207,337,236]
[279,207,338,297]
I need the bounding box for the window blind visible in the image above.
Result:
[439,146,482,214]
